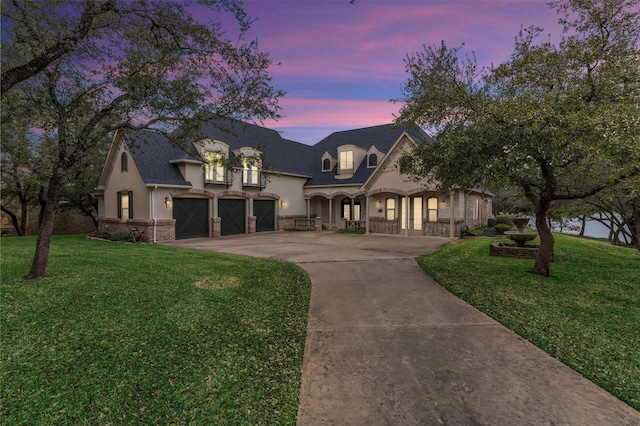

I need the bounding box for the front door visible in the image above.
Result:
[400,196,423,235]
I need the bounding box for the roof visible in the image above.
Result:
[127,130,195,187]
[304,123,431,187]
[123,119,430,188]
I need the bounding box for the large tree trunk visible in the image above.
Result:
[26,169,63,279]
[532,206,554,277]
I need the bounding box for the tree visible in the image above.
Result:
[1,0,284,278]
[395,0,640,276]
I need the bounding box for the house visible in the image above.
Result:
[93,118,493,242]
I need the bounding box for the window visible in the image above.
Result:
[368,153,378,167]
[118,191,133,219]
[339,150,353,174]
[399,156,411,174]
[242,160,259,186]
[427,197,438,222]
[341,198,361,221]
[204,152,225,183]
[473,198,480,220]
[341,197,351,220]
[385,197,395,220]
[323,158,331,171]
[121,153,128,172]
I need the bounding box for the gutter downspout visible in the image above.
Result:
[150,186,157,243]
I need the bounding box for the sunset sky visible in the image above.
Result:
[228,0,565,144]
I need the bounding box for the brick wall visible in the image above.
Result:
[369,216,398,234]
[248,216,256,233]
[423,219,465,237]
[97,218,175,242]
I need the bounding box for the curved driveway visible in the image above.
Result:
[165,232,640,425]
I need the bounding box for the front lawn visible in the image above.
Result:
[1,235,311,425]
[417,233,640,410]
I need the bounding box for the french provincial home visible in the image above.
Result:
[93,118,493,242]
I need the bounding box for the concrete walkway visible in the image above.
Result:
[165,232,640,425]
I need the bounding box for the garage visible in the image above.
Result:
[254,199,275,232]
[219,199,246,236]
[174,198,209,240]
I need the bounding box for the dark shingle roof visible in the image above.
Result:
[125,120,430,188]
[304,123,430,187]
[127,130,194,187]
[195,119,314,176]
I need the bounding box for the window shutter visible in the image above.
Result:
[117,192,122,219]
[128,191,133,218]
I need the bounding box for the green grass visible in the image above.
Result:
[1,235,311,425]
[417,233,640,410]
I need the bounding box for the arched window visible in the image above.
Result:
[427,197,438,222]
[121,153,128,172]
[368,153,378,167]
[385,197,396,220]
[323,158,331,171]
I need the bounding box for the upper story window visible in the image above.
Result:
[242,159,260,187]
[368,153,378,168]
[339,150,353,174]
[121,153,128,172]
[323,158,331,171]
[204,152,225,183]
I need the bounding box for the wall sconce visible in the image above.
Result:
[441,199,446,207]
[280,199,286,208]
[376,200,382,208]
[164,195,172,209]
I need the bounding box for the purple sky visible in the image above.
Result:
[230,1,565,144]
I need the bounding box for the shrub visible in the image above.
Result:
[88,231,129,241]
[496,214,515,226]
[494,223,513,235]
[340,226,365,234]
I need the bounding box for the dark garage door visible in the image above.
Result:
[219,199,246,236]
[254,200,275,232]
[174,198,209,240]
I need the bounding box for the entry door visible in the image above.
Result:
[400,196,423,234]
[254,200,275,232]
[219,199,246,235]
[174,198,209,240]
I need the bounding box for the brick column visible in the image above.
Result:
[212,217,221,237]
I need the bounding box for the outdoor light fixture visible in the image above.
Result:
[441,199,446,207]
[164,195,172,209]
[280,199,286,208]
[376,200,382,208]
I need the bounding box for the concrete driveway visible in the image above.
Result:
[165,232,640,425]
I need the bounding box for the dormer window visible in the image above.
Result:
[323,158,331,171]
[368,153,378,168]
[204,152,225,183]
[339,150,353,174]
[242,159,260,187]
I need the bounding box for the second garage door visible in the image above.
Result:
[254,200,275,232]
[219,199,246,236]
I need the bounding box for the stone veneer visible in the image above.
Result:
[369,217,398,234]
[97,218,175,242]
[423,219,465,237]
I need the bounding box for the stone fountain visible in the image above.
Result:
[490,216,543,259]
[503,217,537,247]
